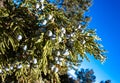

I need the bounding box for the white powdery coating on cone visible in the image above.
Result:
[66,34,71,39]
[87,33,90,36]
[27,64,30,67]
[69,75,72,78]
[0,69,2,73]
[58,36,62,42]
[84,52,86,55]
[59,58,64,61]
[47,30,53,37]
[61,27,66,34]
[36,3,40,9]
[51,65,55,71]
[41,4,45,10]
[17,64,22,69]
[78,24,81,29]
[59,62,62,66]
[70,33,75,37]
[82,40,86,44]
[63,49,69,56]
[71,39,74,42]
[81,30,84,33]
[23,45,27,51]
[48,14,53,20]
[42,20,47,25]
[54,67,59,73]
[5,68,9,71]
[51,34,56,40]
[55,57,59,61]
[33,58,37,64]
[51,37,56,40]
[10,66,13,70]
[39,0,44,3]
[56,51,60,56]
[57,61,60,64]
[17,35,22,41]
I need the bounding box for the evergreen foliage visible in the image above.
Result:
[0,0,106,82]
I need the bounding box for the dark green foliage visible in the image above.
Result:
[100,80,111,83]
[75,68,96,83]
[0,0,106,82]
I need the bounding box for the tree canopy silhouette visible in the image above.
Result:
[0,0,106,83]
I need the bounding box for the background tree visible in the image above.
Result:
[75,68,96,83]
[0,0,106,83]
[100,80,111,83]
[60,68,111,83]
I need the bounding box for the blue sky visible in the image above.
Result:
[81,0,120,83]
